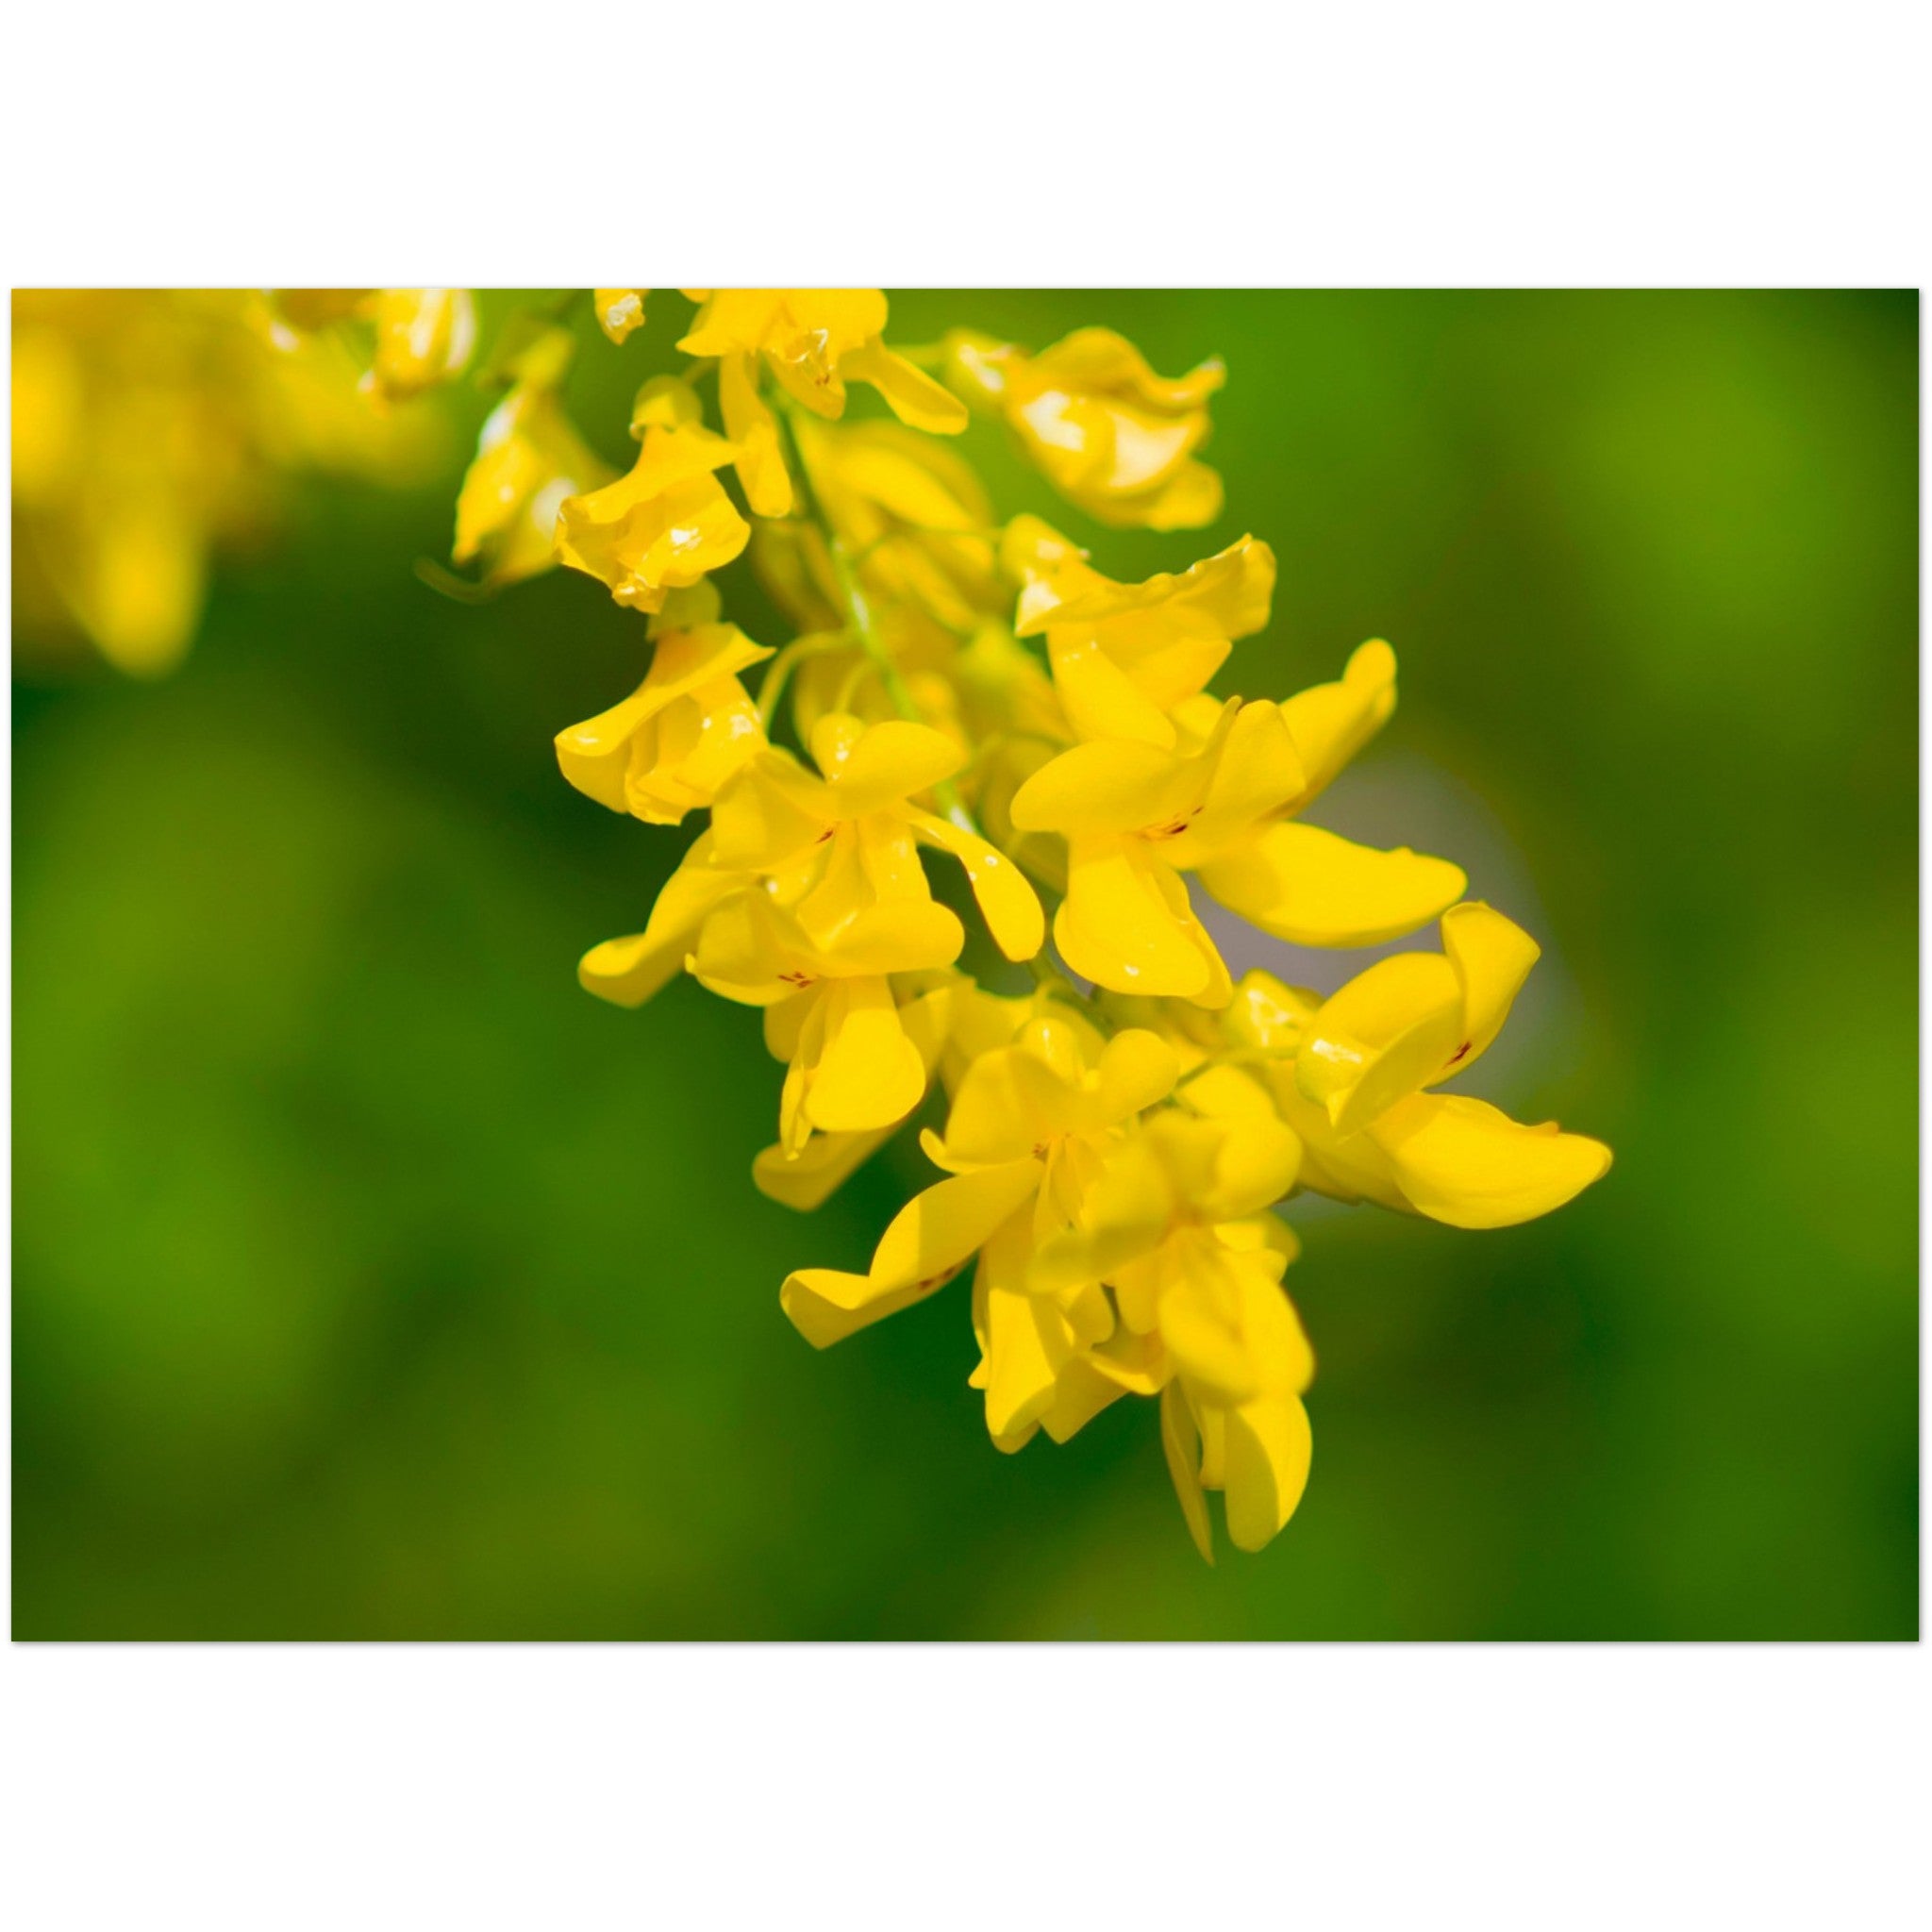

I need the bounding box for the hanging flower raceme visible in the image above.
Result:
[430,289,1607,1561]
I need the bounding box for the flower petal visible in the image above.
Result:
[1369,1093,1613,1229]
[780,1157,1041,1348]
[1200,821,1465,948]
[1221,1392,1314,1554]
[1295,952,1465,1135]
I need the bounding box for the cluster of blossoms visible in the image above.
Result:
[449,288,1610,1559]
[10,289,450,675]
[14,286,1610,1559]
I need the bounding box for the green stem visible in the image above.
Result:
[775,404,979,834]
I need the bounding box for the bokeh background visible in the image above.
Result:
[11,290,1918,1639]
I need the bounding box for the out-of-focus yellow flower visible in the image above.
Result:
[269,288,476,404]
[1003,514,1274,746]
[945,325,1224,530]
[555,377,749,613]
[1249,906,1615,1228]
[452,327,614,589]
[593,289,647,344]
[555,614,773,824]
[12,290,439,676]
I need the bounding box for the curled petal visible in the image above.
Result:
[1437,901,1540,1080]
[906,809,1044,962]
[781,1157,1042,1348]
[1295,952,1465,1135]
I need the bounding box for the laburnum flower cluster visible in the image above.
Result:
[13,286,1611,1559]
[449,288,1611,1561]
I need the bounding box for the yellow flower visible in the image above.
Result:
[13,290,435,675]
[780,1011,1178,1391]
[1228,905,1614,1228]
[593,289,647,344]
[364,289,476,403]
[680,288,967,519]
[452,328,613,589]
[1002,515,1274,746]
[1028,1108,1312,1557]
[270,289,475,404]
[944,325,1224,529]
[555,377,749,612]
[554,615,773,824]
[1010,635,1467,998]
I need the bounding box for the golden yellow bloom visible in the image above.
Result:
[555,378,749,612]
[269,288,476,404]
[1034,1110,1312,1558]
[1002,514,1274,745]
[1250,905,1614,1228]
[554,615,773,824]
[452,328,613,589]
[682,289,967,432]
[945,325,1224,529]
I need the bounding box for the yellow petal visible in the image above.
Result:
[1370,1093,1613,1229]
[1295,952,1464,1135]
[805,977,929,1133]
[1438,901,1540,1079]
[1046,634,1177,747]
[905,810,1044,963]
[1200,821,1465,948]
[780,1158,1041,1348]
[1054,837,1217,1000]
[841,338,969,434]
[812,715,964,813]
[1008,737,1194,837]
[1279,639,1398,806]
[1160,1383,1215,1565]
[717,352,792,518]
[1221,1393,1314,1553]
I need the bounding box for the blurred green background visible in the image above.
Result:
[12,291,1918,1639]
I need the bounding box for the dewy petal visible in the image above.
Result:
[1437,901,1541,1080]
[1160,1383,1216,1563]
[1295,952,1465,1135]
[1368,1093,1613,1230]
[780,1156,1042,1348]
[1221,1392,1314,1554]
[906,810,1045,962]
[1199,821,1466,948]
[1054,837,1215,1000]
[805,976,929,1133]
[812,716,964,814]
